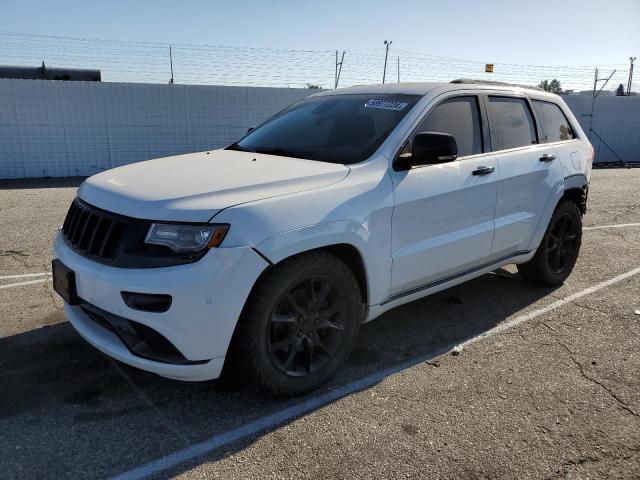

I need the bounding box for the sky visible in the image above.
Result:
[2,0,639,90]
[4,0,639,65]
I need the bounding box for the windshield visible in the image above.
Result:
[227,93,420,164]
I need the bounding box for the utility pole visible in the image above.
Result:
[588,67,616,140]
[169,46,174,84]
[334,50,345,89]
[335,50,338,89]
[627,56,636,96]
[397,56,400,83]
[382,40,392,84]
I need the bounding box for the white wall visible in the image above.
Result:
[0,79,315,179]
[1,79,638,179]
[562,94,640,164]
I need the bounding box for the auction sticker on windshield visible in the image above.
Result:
[364,99,409,111]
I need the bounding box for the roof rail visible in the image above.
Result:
[450,78,545,92]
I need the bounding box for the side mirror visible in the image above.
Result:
[396,132,458,170]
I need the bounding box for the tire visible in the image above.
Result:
[226,251,362,396]
[517,199,582,286]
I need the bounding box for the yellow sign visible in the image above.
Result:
[485,64,494,73]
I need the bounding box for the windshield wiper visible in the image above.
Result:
[226,142,256,153]
[253,147,310,160]
[227,144,315,160]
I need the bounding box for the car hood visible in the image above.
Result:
[78,150,350,222]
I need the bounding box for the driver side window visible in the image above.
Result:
[406,96,483,158]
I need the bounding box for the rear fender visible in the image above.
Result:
[527,174,588,251]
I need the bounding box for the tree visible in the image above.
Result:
[538,78,563,94]
[306,84,321,89]
[616,83,625,96]
[549,79,562,94]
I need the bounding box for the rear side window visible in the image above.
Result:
[532,100,575,143]
[487,97,537,150]
[414,96,483,157]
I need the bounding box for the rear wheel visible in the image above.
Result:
[517,199,582,286]
[228,251,361,396]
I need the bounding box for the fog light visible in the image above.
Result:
[121,292,172,313]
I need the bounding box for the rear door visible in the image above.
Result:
[531,99,583,177]
[485,94,564,257]
[389,94,498,297]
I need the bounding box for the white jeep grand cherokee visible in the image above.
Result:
[53,80,593,395]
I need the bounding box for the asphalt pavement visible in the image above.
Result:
[1,168,639,479]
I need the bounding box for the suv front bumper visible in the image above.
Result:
[53,232,269,381]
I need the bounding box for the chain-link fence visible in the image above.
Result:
[1,31,635,92]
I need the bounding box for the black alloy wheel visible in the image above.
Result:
[546,213,580,275]
[517,199,582,286]
[225,251,361,396]
[268,275,346,377]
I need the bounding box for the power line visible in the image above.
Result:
[0,31,633,91]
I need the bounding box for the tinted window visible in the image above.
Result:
[414,96,483,157]
[488,97,537,150]
[228,94,420,164]
[533,100,575,143]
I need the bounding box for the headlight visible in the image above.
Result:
[144,223,229,252]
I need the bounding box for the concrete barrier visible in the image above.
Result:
[1,78,638,179]
[0,79,314,179]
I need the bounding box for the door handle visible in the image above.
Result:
[539,154,556,162]
[472,165,495,176]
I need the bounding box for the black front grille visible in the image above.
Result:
[61,198,210,268]
[62,200,126,262]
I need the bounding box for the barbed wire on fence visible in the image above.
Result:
[0,31,633,91]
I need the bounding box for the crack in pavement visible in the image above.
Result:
[543,295,630,323]
[0,250,29,257]
[566,298,609,316]
[603,228,640,248]
[546,449,639,480]
[556,341,640,420]
[567,297,634,323]
[44,281,63,312]
[0,249,32,270]
[605,204,640,224]
[525,298,640,420]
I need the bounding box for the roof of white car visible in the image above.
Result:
[313,82,448,96]
[312,80,549,97]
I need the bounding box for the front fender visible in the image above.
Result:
[255,220,390,306]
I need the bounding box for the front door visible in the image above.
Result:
[389,95,498,297]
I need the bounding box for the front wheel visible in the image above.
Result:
[227,251,362,396]
[517,199,582,286]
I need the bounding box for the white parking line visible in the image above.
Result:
[0,278,50,290]
[1,224,636,291]
[456,265,640,349]
[112,265,640,480]
[0,272,51,280]
[584,222,640,230]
